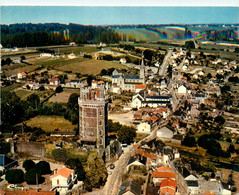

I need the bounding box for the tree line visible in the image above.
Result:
[1,23,120,47]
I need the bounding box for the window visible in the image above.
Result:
[100,121,102,125]
[57,180,59,185]
[100,111,102,116]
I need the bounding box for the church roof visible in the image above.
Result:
[125,75,140,79]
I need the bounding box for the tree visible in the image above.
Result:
[65,158,85,181]
[23,160,35,172]
[55,85,63,93]
[87,75,93,86]
[0,141,10,154]
[24,168,44,185]
[36,161,51,175]
[5,58,12,65]
[117,125,136,144]
[38,85,45,91]
[185,41,195,49]
[227,144,235,153]
[214,115,225,126]
[20,56,26,61]
[182,134,197,147]
[68,93,80,109]
[52,149,68,162]
[27,94,40,109]
[5,169,24,184]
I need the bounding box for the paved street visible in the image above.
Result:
[101,145,133,195]
[158,50,172,77]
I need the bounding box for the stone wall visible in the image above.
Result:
[16,141,45,157]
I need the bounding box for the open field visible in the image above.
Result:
[24,115,77,132]
[1,83,23,92]
[108,111,134,126]
[3,64,40,76]
[56,59,128,75]
[14,89,34,99]
[49,89,80,103]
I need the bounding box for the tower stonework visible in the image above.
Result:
[78,88,108,148]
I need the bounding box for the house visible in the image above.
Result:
[137,122,151,133]
[120,58,127,64]
[112,85,121,94]
[127,154,147,171]
[68,53,76,59]
[49,78,60,85]
[132,92,145,109]
[184,174,199,195]
[177,85,187,96]
[157,126,174,141]
[118,180,141,195]
[40,53,53,57]
[17,72,27,79]
[135,85,146,93]
[12,59,22,64]
[152,166,176,184]
[51,167,77,194]
[159,178,177,195]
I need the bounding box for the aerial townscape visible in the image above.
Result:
[0,4,239,195]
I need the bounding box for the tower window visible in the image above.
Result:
[100,121,102,125]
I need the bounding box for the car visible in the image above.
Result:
[110,163,115,169]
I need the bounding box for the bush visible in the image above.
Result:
[52,149,68,162]
[182,134,197,147]
[55,86,63,93]
[36,161,51,175]
[5,169,24,184]
[23,160,35,172]
[24,168,44,185]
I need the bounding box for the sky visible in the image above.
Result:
[1,0,239,25]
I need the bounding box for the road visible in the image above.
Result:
[158,50,172,77]
[101,145,133,195]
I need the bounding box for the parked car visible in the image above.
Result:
[110,163,115,169]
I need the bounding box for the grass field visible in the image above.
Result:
[24,115,77,132]
[2,83,23,92]
[15,89,34,99]
[49,89,80,103]
[3,64,40,76]
[56,59,128,75]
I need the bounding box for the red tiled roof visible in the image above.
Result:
[49,78,59,82]
[160,178,177,189]
[133,144,141,149]
[152,172,176,178]
[52,167,74,178]
[160,187,175,195]
[19,72,27,76]
[135,85,146,89]
[156,166,173,172]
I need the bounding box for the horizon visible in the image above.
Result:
[1,6,239,25]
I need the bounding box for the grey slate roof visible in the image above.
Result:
[118,180,141,195]
[125,75,140,79]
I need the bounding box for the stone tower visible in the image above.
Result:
[78,87,108,148]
